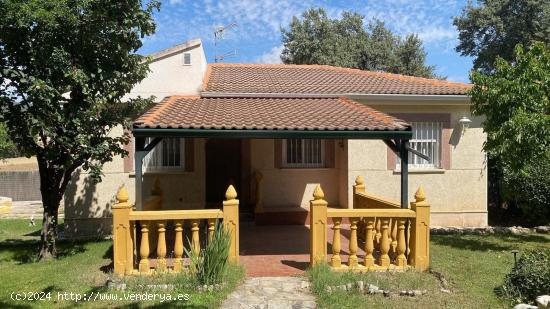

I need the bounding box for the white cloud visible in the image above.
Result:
[256,45,283,64]
[169,0,183,4]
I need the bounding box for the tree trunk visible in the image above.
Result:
[36,154,68,261]
[39,202,59,260]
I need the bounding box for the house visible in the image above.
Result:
[64,38,487,238]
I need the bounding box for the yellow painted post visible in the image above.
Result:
[378,218,391,268]
[353,175,366,208]
[223,185,239,263]
[139,223,150,274]
[364,217,375,268]
[191,220,200,255]
[310,185,328,266]
[156,222,167,272]
[207,218,216,242]
[173,222,184,272]
[349,217,359,267]
[396,218,407,267]
[409,186,431,271]
[330,217,342,268]
[112,186,134,275]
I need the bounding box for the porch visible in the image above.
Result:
[111,95,431,276]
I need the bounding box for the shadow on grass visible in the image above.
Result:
[0,301,33,309]
[0,238,100,264]
[431,233,550,252]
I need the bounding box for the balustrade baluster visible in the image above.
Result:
[331,217,342,268]
[396,218,407,267]
[191,220,200,255]
[391,218,398,258]
[375,218,382,246]
[378,218,391,267]
[139,222,150,274]
[173,222,184,272]
[156,222,167,271]
[208,219,216,242]
[364,218,375,268]
[349,217,359,267]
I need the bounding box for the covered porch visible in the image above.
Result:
[111,96,432,276]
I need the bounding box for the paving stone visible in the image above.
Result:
[222,277,316,309]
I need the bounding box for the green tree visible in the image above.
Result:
[281,8,437,78]
[0,0,159,259]
[470,42,550,171]
[454,0,550,72]
[0,122,19,158]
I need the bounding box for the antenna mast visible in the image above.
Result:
[214,22,237,63]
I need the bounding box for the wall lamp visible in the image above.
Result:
[459,116,472,135]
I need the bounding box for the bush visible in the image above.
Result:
[501,248,550,303]
[186,220,232,285]
[503,157,550,226]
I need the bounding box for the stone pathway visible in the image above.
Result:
[222,276,316,309]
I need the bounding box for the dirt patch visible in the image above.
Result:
[0,157,38,171]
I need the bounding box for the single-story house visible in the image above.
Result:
[64,38,486,238]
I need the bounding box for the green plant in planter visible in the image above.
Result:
[501,248,550,303]
[186,220,231,285]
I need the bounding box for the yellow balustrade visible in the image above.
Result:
[112,183,240,275]
[173,222,184,272]
[310,176,431,272]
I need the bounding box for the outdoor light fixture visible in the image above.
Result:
[459,116,472,135]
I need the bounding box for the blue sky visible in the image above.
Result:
[140,0,474,83]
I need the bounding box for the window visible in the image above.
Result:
[282,139,325,168]
[183,53,191,65]
[397,122,442,169]
[143,138,185,172]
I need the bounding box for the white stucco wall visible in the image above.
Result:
[345,102,488,227]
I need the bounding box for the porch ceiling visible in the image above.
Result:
[133,96,412,139]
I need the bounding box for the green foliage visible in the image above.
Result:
[454,0,550,72]
[281,8,437,78]
[503,158,550,226]
[186,221,232,285]
[501,248,550,303]
[0,122,19,158]
[470,42,550,172]
[0,0,159,257]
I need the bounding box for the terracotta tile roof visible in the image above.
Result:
[202,63,472,96]
[134,96,410,131]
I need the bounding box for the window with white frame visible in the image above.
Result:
[143,138,185,172]
[283,139,325,168]
[183,52,191,65]
[397,122,442,169]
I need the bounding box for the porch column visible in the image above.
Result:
[134,137,145,210]
[399,139,409,209]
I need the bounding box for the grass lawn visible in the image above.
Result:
[309,232,550,308]
[0,219,244,308]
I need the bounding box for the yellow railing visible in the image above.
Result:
[310,176,430,272]
[112,185,239,275]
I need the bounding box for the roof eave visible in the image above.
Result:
[132,128,413,139]
[200,92,470,105]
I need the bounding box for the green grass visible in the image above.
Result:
[309,233,550,308]
[0,219,244,308]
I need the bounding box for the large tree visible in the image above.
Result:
[470,42,550,171]
[0,0,159,259]
[454,0,550,72]
[281,8,437,78]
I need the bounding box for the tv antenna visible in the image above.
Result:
[214,22,237,63]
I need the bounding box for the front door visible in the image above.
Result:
[205,139,242,208]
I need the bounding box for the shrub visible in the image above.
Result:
[186,220,232,285]
[501,248,550,303]
[503,157,550,226]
